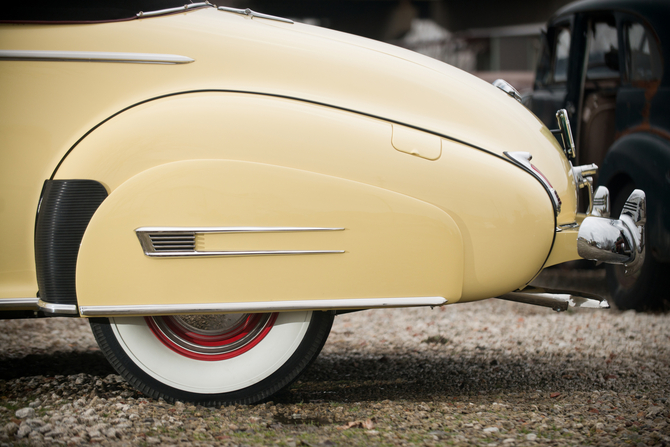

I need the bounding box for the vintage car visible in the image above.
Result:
[525,0,670,311]
[0,1,647,405]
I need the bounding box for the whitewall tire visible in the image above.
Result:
[90,311,333,405]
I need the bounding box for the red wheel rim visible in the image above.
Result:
[146,313,278,361]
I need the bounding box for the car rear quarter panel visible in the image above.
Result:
[0,8,563,306]
[54,93,556,305]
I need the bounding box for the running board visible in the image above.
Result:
[497,286,609,312]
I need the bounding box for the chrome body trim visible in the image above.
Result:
[217,6,294,24]
[557,222,579,231]
[144,250,345,258]
[578,189,646,274]
[0,50,194,65]
[498,287,609,312]
[136,226,345,233]
[492,79,522,102]
[137,2,211,18]
[37,299,78,315]
[79,297,448,317]
[555,109,576,159]
[572,163,598,214]
[136,227,345,258]
[0,298,39,311]
[505,151,561,215]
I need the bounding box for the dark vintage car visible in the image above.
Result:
[525,0,670,311]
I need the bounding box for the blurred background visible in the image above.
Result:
[224,0,574,93]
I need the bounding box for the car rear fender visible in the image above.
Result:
[75,159,464,314]
[50,92,555,313]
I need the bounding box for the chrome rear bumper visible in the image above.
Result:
[577,187,646,275]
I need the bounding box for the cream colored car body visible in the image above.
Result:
[0,7,579,314]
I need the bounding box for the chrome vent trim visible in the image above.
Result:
[137,231,196,253]
[136,227,344,258]
[80,297,448,317]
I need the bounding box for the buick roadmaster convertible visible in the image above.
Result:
[0,1,648,405]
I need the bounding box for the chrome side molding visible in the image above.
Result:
[0,298,39,311]
[505,151,562,215]
[217,6,294,24]
[79,297,448,317]
[37,299,78,315]
[136,226,345,258]
[498,286,609,312]
[578,189,646,275]
[137,2,211,18]
[0,50,194,65]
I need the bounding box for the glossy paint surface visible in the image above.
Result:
[0,7,574,308]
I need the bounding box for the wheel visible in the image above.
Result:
[606,183,670,311]
[90,311,333,405]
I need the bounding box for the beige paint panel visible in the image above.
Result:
[392,125,442,160]
[1,9,575,299]
[76,160,464,308]
[544,229,580,268]
[58,92,556,301]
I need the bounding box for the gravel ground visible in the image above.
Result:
[1,268,669,446]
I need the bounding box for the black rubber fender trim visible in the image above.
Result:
[35,180,108,309]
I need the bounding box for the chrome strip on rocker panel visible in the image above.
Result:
[0,51,194,65]
[79,297,448,316]
[0,298,39,310]
[37,299,78,315]
[136,226,345,258]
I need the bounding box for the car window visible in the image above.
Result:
[553,27,571,83]
[586,19,619,80]
[624,22,662,82]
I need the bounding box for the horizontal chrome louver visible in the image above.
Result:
[136,231,196,255]
[148,232,196,252]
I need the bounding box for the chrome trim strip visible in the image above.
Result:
[137,2,212,18]
[144,250,345,258]
[0,50,194,65]
[80,297,448,316]
[37,299,78,315]
[505,151,562,215]
[136,227,345,258]
[137,227,344,233]
[0,298,39,311]
[217,6,294,24]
